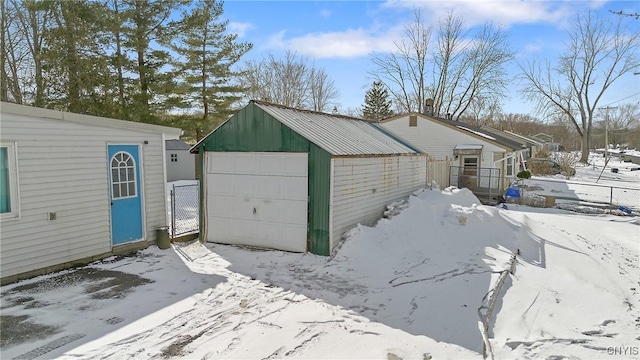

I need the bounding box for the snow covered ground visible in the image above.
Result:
[516,152,640,213]
[1,187,638,359]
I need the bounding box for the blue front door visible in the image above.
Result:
[108,145,143,245]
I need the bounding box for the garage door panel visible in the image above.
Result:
[208,195,306,224]
[208,152,308,177]
[253,199,307,223]
[254,175,307,201]
[207,195,251,218]
[209,173,306,200]
[206,152,308,253]
[209,218,306,253]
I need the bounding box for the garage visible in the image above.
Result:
[206,152,308,252]
[192,100,427,256]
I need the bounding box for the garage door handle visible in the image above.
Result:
[253,207,256,215]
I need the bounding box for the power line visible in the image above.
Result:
[601,91,640,107]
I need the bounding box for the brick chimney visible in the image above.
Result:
[424,98,434,116]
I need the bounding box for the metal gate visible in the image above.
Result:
[169,183,199,238]
[450,166,502,201]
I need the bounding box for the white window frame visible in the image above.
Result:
[506,156,514,176]
[110,151,138,200]
[0,142,20,220]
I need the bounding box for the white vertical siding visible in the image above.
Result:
[330,155,426,250]
[0,112,168,279]
[380,116,507,161]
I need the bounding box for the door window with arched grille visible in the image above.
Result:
[110,151,137,199]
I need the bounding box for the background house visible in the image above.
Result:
[532,133,562,152]
[166,139,196,182]
[191,100,426,256]
[0,102,182,284]
[379,113,529,200]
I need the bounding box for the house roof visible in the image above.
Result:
[192,100,422,156]
[532,133,554,143]
[1,102,183,138]
[380,112,528,152]
[503,131,544,147]
[166,139,192,150]
[481,127,543,148]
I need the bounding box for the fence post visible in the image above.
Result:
[171,185,176,238]
[488,169,493,200]
[609,186,613,214]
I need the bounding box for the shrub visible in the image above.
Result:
[536,147,550,159]
[527,160,555,175]
[553,152,578,178]
[517,170,531,179]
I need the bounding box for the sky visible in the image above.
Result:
[221,0,640,118]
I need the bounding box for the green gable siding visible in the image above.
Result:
[197,102,331,255]
[202,103,309,152]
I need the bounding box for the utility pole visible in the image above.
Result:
[599,106,617,157]
[596,106,617,183]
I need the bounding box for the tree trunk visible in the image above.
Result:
[113,0,125,118]
[60,3,81,113]
[29,4,44,107]
[580,133,589,163]
[1,0,8,102]
[133,2,150,120]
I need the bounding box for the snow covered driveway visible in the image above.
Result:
[1,188,637,359]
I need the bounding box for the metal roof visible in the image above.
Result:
[254,101,420,156]
[165,139,192,150]
[425,115,527,151]
[481,127,543,148]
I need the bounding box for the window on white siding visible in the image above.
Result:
[171,153,178,162]
[110,152,137,199]
[0,142,19,219]
[506,156,514,176]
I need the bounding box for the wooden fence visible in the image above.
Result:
[426,158,454,189]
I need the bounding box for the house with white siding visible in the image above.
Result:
[166,139,196,182]
[191,100,427,256]
[379,113,529,199]
[0,102,182,284]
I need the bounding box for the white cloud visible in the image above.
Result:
[265,27,404,58]
[381,0,595,28]
[228,22,254,38]
[320,9,332,18]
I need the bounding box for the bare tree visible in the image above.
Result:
[520,11,640,163]
[371,9,431,113]
[370,10,513,119]
[463,95,501,127]
[240,50,339,111]
[308,65,339,112]
[593,103,640,148]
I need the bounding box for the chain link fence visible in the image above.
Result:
[169,183,199,238]
[518,178,640,213]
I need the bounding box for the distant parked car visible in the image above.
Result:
[525,158,576,176]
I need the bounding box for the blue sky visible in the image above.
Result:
[222,0,640,117]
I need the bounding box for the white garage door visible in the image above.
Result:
[206,152,308,252]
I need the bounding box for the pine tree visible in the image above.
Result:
[41,0,113,114]
[362,81,393,121]
[169,0,252,140]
